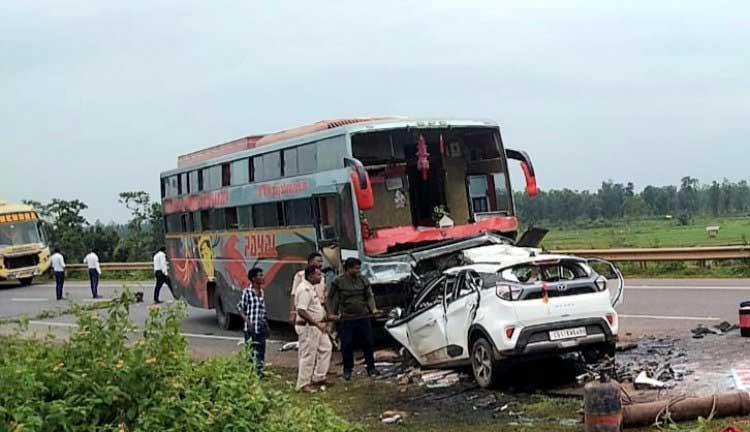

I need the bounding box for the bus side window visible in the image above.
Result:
[314,196,338,242]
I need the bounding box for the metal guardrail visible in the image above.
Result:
[555,246,750,262]
[67,262,152,271]
[62,246,750,271]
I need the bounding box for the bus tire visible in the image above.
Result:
[19,277,33,287]
[215,292,239,330]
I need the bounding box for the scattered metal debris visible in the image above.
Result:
[692,322,740,339]
[279,341,299,352]
[634,371,669,389]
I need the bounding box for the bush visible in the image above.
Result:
[0,292,356,432]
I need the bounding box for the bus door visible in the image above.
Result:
[313,186,359,276]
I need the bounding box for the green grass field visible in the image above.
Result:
[540,216,750,250]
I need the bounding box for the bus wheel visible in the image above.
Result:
[19,277,33,287]
[215,293,238,330]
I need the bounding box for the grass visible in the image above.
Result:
[269,368,750,432]
[540,216,750,250]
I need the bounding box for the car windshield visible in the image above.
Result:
[479,260,591,287]
[0,221,41,247]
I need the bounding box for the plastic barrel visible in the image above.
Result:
[740,301,750,338]
[584,380,623,432]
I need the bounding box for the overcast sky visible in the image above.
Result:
[2,1,747,223]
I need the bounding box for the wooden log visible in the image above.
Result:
[623,392,750,428]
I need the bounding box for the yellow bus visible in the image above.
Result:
[0,200,51,286]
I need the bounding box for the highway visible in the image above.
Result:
[1,278,749,360]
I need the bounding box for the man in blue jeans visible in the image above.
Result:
[237,267,267,375]
[327,258,381,381]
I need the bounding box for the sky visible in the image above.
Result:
[2,1,748,223]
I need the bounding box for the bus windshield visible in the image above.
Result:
[352,126,515,254]
[0,221,41,247]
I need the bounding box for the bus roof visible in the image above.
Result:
[0,200,35,215]
[169,116,499,174]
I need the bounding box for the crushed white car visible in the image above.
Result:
[385,243,624,388]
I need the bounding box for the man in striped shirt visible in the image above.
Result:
[237,267,267,375]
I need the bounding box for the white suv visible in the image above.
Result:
[385,244,624,388]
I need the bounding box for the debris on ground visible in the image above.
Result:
[374,349,401,362]
[380,410,407,424]
[692,322,740,339]
[279,341,299,352]
[616,342,638,352]
[634,371,669,389]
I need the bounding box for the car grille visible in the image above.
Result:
[4,254,39,270]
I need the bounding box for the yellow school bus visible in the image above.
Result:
[0,200,51,286]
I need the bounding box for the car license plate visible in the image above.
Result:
[549,327,586,341]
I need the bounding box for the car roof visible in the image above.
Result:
[444,245,585,275]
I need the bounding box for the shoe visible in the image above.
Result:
[313,379,335,387]
[343,370,352,381]
[154,300,162,304]
[367,367,380,377]
[301,385,318,393]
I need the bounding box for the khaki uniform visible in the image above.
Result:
[292,269,326,300]
[295,279,332,390]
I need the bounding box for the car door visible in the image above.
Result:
[587,258,625,307]
[443,271,481,360]
[405,277,450,365]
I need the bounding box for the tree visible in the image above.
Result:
[708,181,721,216]
[45,199,89,260]
[678,176,700,216]
[116,191,162,261]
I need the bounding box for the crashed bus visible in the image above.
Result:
[159,117,540,329]
[0,200,51,286]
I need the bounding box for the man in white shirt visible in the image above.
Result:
[83,250,102,299]
[50,248,65,301]
[153,246,172,303]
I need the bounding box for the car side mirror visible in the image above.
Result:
[389,307,403,320]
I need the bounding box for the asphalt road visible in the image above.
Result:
[1,278,749,359]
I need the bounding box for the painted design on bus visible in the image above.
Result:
[166,228,316,320]
[163,190,229,214]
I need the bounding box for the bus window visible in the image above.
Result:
[298,144,316,174]
[253,202,281,228]
[180,214,189,232]
[247,158,254,183]
[160,178,166,199]
[284,199,313,226]
[177,174,184,195]
[231,159,248,185]
[255,152,281,181]
[189,170,199,194]
[211,208,226,231]
[191,211,201,231]
[315,195,338,241]
[283,148,299,177]
[221,163,231,187]
[340,184,357,250]
[198,170,204,191]
[200,210,211,230]
[238,205,253,229]
[224,207,239,230]
[316,136,346,171]
[205,165,221,190]
[468,175,490,214]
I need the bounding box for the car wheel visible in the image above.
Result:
[215,293,237,330]
[19,277,33,287]
[471,337,500,388]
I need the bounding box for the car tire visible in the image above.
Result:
[19,277,33,287]
[215,293,238,330]
[471,337,501,388]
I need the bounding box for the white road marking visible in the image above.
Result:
[24,320,282,343]
[11,298,49,302]
[627,285,750,291]
[620,314,720,321]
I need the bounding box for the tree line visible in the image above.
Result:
[515,177,750,226]
[23,191,164,263]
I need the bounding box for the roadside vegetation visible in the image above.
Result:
[0,293,354,432]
